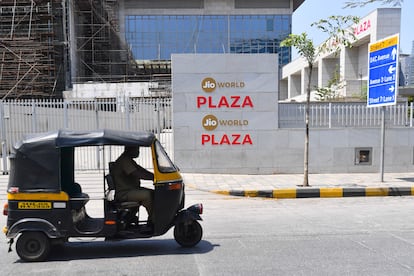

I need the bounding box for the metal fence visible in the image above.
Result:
[279,101,413,128]
[0,98,172,173]
[1,99,413,173]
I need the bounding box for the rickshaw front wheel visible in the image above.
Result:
[16,232,51,262]
[174,220,202,247]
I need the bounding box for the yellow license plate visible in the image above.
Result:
[18,201,52,209]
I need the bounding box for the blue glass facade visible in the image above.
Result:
[125,15,291,66]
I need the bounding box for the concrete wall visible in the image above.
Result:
[173,124,414,174]
[274,128,414,174]
[120,0,293,15]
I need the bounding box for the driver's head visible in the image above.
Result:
[124,146,140,158]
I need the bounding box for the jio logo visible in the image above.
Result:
[202,114,218,131]
[201,77,216,93]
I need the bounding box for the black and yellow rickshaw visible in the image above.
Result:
[2,129,203,262]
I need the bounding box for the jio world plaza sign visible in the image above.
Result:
[172,54,278,174]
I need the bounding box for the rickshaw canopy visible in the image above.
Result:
[8,129,156,193]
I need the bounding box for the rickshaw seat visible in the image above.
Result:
[65,182,89,210]
[105,173,140,210]
[69,193,90,210]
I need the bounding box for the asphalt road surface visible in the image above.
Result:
[1,188,414,275]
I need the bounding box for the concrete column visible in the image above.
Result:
[318,58,339,88]
[118,0,126,45]
[311,66,318,92]
[301,68,307,96]
[318,59,324,88]
[374,9,401,43]
[342,47,359,79]
[289,74,301,98]
[301,67,317,96]
[68,1,77,83]
[341,46,359,97]
[279,79,288,100]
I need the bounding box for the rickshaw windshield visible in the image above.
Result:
[155,140,177,173]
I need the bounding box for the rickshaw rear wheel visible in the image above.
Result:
[174,220,202,247]
[16,232,51,262]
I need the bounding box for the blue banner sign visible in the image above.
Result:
[367,34,399,107]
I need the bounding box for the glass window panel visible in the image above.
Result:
[266,18,274,32]
[125,14,291,65]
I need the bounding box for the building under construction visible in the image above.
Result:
[0,0,151,99]
[1,0,301,99]
[0,0,65,98]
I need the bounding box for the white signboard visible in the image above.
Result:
[172,54,278,174]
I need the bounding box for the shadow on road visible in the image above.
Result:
[40,239,217,261]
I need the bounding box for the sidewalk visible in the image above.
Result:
[1,172,414,199]
[182,172,414,199]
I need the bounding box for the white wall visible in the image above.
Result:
[273,128,414,174]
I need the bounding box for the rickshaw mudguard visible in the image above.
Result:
[6,218,62,239]
[174,208,203,224]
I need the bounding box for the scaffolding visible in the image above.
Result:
[0,0,66,99]
[0,0,171,99]
[73,0,141,83]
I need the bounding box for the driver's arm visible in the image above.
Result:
[131,164,154,181]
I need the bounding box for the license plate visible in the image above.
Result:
[18,202,52,209]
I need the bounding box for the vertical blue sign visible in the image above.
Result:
[367,34,399,107]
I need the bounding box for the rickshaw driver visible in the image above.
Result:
[111,146,154,230]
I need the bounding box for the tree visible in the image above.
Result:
[281,15,359,186]
[344,0,403,8]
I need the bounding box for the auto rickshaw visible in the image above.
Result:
[2,129,203,262]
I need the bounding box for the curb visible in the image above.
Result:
[210,186,414,199]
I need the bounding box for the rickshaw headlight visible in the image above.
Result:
[3,203,8,216]
[168,182,183,190]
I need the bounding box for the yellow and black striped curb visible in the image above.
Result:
[210,186,414,199]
